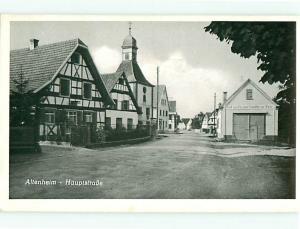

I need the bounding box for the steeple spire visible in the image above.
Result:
[129,21,132,35]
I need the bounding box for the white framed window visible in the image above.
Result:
[83,82,92,99]
[85,113,93,123]
[246,89,253,100]
[45,112,55,124]
[60,78,70,97]
[67,111,77,124]
[121,100,129,110]
[71,52,81,65]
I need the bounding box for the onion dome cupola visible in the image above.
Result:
[122,22,138,62]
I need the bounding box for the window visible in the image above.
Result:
[67,111,77,124]
[143,95,146,103]
[112,99,118,109]
[83,82,92,99]
[127,118,133,130]
[125,53,129,60]
[246,89,253,100]
[119,78,125,85]
[60,78,70,96]
[122,100,129,110]
[116,118,122,129]
[146,108,150,116]
[84,113,93,123]
[71,52,81,65]
[143,87,147,93]
[160,110,162,116]
[146,108,150,120]
[166,111,168,116]
[169,124,172,129]
[105,117,111,129]
[45,112,55,124]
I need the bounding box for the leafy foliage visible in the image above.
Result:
[204,22,296,145]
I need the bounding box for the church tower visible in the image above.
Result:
[121,23,138,62]
[117,22,154,125]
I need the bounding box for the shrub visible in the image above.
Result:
[95,127,106,143]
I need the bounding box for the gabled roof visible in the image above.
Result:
[205,112,212,117]
[223,78,277,107]
[181,118,191,125]
[117,60,153,87]
[10,38,114,105]
[101,72,123,92]
[153,85,170,110]
[101,71,142,114]
[10,39,82,93]
[169,101,176,113]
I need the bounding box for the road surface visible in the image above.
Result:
[10,131,295,199]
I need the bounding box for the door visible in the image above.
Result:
[249,114,265,141]
[233,114,249,140]
[233,113,265,141]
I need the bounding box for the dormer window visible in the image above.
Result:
[71,52,81,65]
[246,89,253,100]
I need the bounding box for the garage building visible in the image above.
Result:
[217,79,278,142]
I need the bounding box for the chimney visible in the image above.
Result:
[29,39,39,50]
[223,92,228,103]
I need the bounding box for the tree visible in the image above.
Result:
[10,66,37,126]
[192,112,205,129]
[204,22,296,145]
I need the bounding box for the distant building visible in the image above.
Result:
[182,118,192,130]
[116,27,154,125]
[217,79,278,142]
[168,100,178,131]
[177,121,186,130]
[201,112,211,133]
[153,85,170,131]
[101,72,141,130]
[10,38,113,142]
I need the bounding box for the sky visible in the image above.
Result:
[10,21,280,118]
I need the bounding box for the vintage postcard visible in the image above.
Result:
[0,15,298,212]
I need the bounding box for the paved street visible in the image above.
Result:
[10,132,295,199]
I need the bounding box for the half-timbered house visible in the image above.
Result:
[101,72,141,129]
[10,38,113,142]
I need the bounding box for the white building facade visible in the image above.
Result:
[217,79,278,142]
[153,85,170,131]
[168,101,177,131]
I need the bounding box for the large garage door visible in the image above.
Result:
[233,114,265,141]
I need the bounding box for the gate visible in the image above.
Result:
[233,113,265,141]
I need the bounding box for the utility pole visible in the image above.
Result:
[214,93,216,136]
[156,66,159,131]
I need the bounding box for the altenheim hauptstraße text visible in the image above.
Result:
[25,178,103,186]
